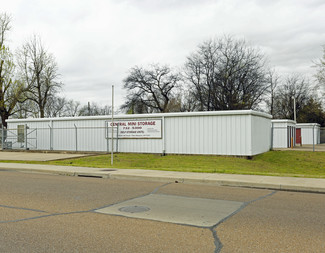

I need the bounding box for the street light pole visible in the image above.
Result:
[0,55,5,130]
[111,85,114,166]
[293,84,296,122]
[293,97,296,122]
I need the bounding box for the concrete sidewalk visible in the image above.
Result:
[274,143,325,152]
[1,162,325,193]
[0,151,90,161]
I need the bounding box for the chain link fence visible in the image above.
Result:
[1,125,118,152]
[271,125,323,150]
[320,127,325,143]
[1,124,324,152]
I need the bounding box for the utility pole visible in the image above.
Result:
[293,97,296,122]
[111,85,114,165]
[293,84,296,122]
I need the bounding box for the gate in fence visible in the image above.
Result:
[1,124,119,152]
[1,125,37,150]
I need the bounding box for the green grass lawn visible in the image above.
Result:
[2,150,324,178]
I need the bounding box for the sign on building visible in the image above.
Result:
[17,125,25,143]
[106,119,162,139]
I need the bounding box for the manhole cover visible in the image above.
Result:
[118,205,150,213]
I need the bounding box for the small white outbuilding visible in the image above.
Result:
[296,123,320,145]
[271,119,296,148]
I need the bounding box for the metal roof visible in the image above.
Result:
[7,110,272,123]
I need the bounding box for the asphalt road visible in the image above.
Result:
[0,170,325,253]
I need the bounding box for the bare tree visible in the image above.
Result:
[12,99,39,119]
[0,13,10,49]
[273,74,312,120]
[0,13,28,127]
[177,89,199,112]
[184,36,269,111]
[122,64,181,113]
[17,35,62,118]
[265,68,280,117]
[44,96,67,117]
[78,102,111,116]
[314,45,325,87]
[65,99,81,117]
[120,96,152,114]
[184,40,218,111]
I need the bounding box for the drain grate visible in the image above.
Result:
[118,205,150,213]
[100,169,116,172]
[77,174,103,178]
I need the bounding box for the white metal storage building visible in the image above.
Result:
[296,123,320,145]
[271,119,296,148]
[5,110,272,156]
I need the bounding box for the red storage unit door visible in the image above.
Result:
[296,128,301,144]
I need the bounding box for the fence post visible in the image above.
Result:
[106,122,109,152]
[24,124,28,150]
[313,124,315,152]
[74,124,78,152]
[162,116,166,155]
[49,125,53,150]
[270,122,274,150]
[36,128,38,150]
[1,125,4,150]
[116,125,118,152]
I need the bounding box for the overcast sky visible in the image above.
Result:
[2,0,325,109]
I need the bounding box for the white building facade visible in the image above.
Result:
[296,123,320,145]
[5,110,272,156]
[271,119,296,148]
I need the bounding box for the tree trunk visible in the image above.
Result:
[40,107,45,118]
[1,112,8,128]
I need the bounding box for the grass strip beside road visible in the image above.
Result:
[1,150,325,178]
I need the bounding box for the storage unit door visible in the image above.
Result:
[296,128,301,144]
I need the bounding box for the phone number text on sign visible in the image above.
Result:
[109,119,162,139]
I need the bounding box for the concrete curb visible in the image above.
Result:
[1,163,325,193]
[108,173,325,193]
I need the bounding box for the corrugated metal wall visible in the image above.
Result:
[6,110,272,156]
[165,114,252,155]
[297,124,320,145]
[252,115,272,155]
[272,120,296,148]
